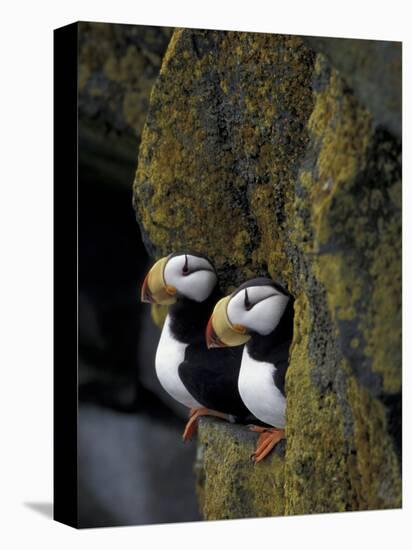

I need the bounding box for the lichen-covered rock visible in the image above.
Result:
[78,22,172,186]
[302,37,401,138]
[133,29,402,517]
[78,22,172,139]
[196,417,286,520]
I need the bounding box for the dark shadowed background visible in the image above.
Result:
[77,21,201,527]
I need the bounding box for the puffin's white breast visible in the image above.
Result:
[238,346,286,428]
[155,315,202,409]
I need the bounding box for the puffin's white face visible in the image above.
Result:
[227,284,289,335]
[164,254,217,303]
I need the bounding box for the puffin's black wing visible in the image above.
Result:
[271,340,292,397]
[178,343,253,420]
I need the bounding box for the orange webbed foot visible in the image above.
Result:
[249,425,285,463]
[182,407,229,441]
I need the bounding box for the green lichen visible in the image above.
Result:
[78,22,172,140]
[305,64,401,394]
[284,60,401,512]
[134,30,315,291]
[285,294,350,514]
[133,30,402,519]
[364,203,402,393]
[196,418,285,520]
[305,69,371,248]
[345,373,401,509]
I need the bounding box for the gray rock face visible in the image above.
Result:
[78,22,172,187]
[78,22,172,139]
[303,37,401,138]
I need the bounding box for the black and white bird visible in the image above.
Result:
[206,278,293,462]
[141,252,253,440]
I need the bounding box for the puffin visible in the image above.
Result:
[206,278,293,463]
[140,252,254,440]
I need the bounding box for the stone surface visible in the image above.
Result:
[78,22,172,139]
[78,22,172,187]
[302,36,402,138]
[196,417,285,520]
[133,29,402,517]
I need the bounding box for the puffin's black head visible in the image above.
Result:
[141,252,218,305]
[206,277,291,348]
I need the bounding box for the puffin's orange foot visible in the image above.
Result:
[249,425,270,443]
[182,407,208,441]
[249,425,273,450]
[249,426,285,463]
[182,407,229,441]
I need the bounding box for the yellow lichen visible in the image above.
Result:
[346,374,401,508]
[78,22,172,138]
[78,63,91,92]
[133,31,402,518]
[285,294,350,514]
[134,31,314,291]
[307,68,372,248]
[362,194,402,393]
[197,419,285,520]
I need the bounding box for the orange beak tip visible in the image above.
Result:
[206,319,227,349]
[141,274,155,304]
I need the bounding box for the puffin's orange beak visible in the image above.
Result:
[141,272,154,303]
[140,256,177,306]
[206,317,228,349]
[205,295,251,349]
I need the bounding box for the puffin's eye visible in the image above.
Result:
[244,289,252,310]
[182,254,190,276]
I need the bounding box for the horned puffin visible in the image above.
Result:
[141,252,253,440]
[206,278,294,463]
